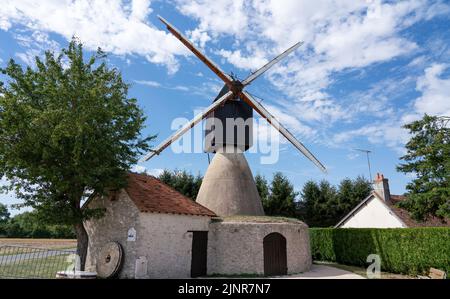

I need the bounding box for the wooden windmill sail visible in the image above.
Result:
[141,16,327,216]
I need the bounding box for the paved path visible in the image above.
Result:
[275,264,365,279]
[204,264,365,279]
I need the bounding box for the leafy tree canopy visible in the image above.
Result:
[158,169,203,200]
[299,176,371,227]
[0,210,75,239]
[0,38,153,268]
[0,203,9,223]
[397,114,450,220]
[255,174,269,203]
[257,172,298,218]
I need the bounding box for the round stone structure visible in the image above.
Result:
[196,148,264,217]
[207,216,312,276]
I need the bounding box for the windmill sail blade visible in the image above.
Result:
[158,15,233,86]
[140,91,234,162]
[240,91,327,173]
[242,42,304,87]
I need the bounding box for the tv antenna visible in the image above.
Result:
[354,148,372,182]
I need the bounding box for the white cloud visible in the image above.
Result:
[347,152,360,160]
[262,103,316,139]
[178,80,223,99]
[147,168,164,177]
[13,31,60,65]
[172,85,189,92]
[175,0,448,126]
[131,165,164,177]
[187,28,211,48]
[333,121,410,154]
[176,0,249,39]
[2,0,448,155]
[414,64,450,116]
[218,44,268,71]
[174,0,450,154]
[134,80,161,88]
[135,79,222,99]
[329,68,447,153]
[0,0,188,73]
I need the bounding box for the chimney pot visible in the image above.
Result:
[373,173,390,202]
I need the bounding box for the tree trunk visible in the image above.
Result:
[74,222,89,271]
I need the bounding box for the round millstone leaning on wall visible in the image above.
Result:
[96,241,124,278]
[207,216,312,277]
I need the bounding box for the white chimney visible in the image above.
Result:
[373,173,390,202]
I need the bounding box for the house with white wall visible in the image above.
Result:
[335,173,450,228]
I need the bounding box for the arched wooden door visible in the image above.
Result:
[263,233,287,276]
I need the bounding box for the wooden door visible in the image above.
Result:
[263,232,287,276]
[191,231,208,278]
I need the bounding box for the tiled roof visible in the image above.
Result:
[124,172,216,217]
[386,195,450,228]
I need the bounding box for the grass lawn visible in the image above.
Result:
[0,253,75,279]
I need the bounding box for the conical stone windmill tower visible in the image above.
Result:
[142,16,327,217]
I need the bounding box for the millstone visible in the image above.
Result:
[96,241,123,278]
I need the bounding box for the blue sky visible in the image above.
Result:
[1,0,450,215]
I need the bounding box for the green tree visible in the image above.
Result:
[263,172,298,217]
[158,169,203,200]
[397,114,450,220]
[0,39,152,269]
[336,179,353,214]
[337,176,372,214]
[255,174,269,203]
[0,203,9,223]
[297,180,321,225]
[0,210,75,238]
[299,177,371,227]
[317,180,339,226]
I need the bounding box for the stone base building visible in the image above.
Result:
[84,173,311,278]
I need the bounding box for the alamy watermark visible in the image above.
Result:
[170,110,281,164]
[366,254,381,279]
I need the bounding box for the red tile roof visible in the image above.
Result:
[386,195,450,227]
[124,172,216,217]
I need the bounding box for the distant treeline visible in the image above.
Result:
[0,206,75,238]
[155,169,372,227]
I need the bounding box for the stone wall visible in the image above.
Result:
[84,190,140,278]
[207,221,311,276]
[136,213,210,278]
[85,191,211,278]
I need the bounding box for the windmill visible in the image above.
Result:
[141,16,327,216]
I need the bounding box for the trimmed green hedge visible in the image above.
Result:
[310,228,450,275]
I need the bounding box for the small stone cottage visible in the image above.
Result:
[84,172,311,278]
[84,173,216,278]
